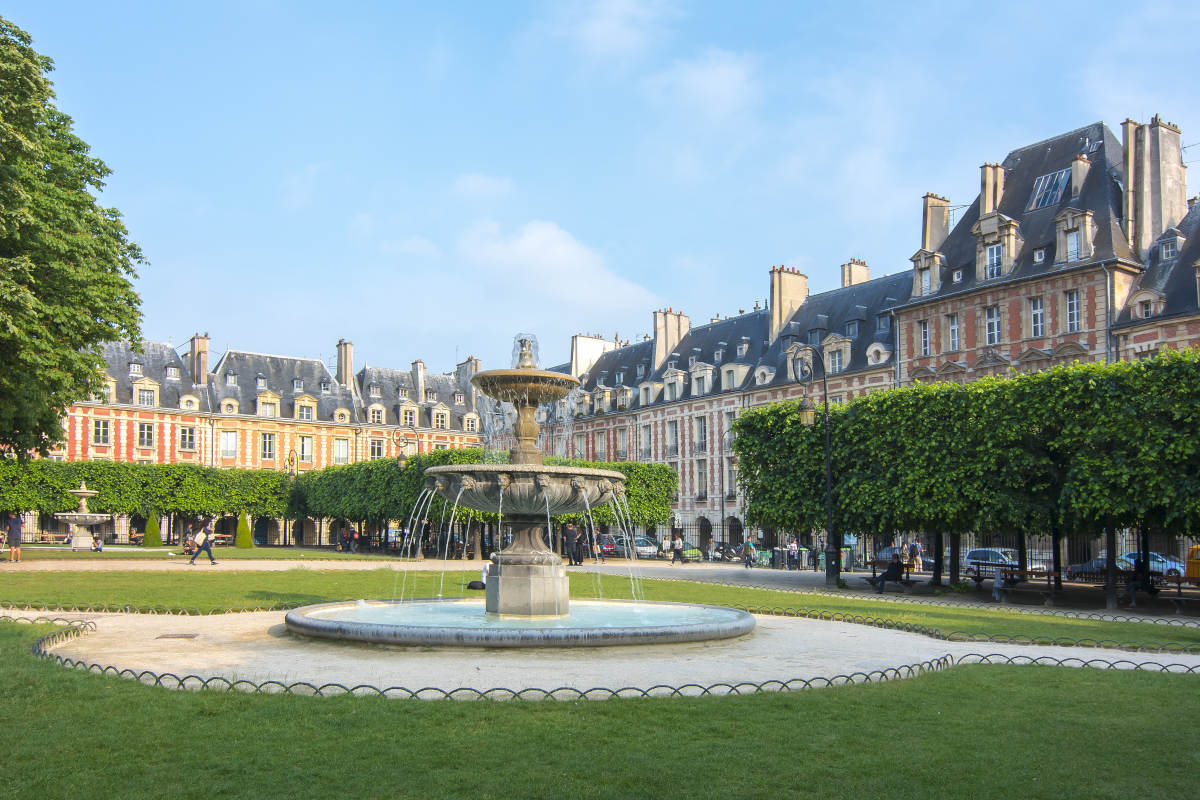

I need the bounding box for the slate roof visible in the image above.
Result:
[357,366,476,427]
[209,350,355,422]
[1114,203,1200,327]
[101,341,203,409]
[899,122,1132,309]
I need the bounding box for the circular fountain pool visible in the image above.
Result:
[285,598,755,648]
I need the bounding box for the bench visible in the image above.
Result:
[39,533,70,544]
[1160,575,1200,614]
[866,559,923,593]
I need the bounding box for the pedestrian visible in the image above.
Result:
[350,526,360,553]
[868,553,904,593]
[907,540,921,573]
[6,511,22,563]
[743,537,756,568]
[788,538,799,570]
[564,523,580,566]
[671,532,685,565]
[188,523,217,566]
[592,535,606,564]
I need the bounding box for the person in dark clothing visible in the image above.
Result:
[188,523,217,566]
[564,523,580,565]
[868,553,904,593]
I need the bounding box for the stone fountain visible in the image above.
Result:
[54,482,111,551]
[285,335,754,647]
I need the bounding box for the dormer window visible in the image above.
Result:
[876,315,890,332]
[919,268,931,295]
[952,269,963,283]
[165,366,179,379]
[1139,300,1153,319]
[1065,230,1081,261]
[129,363,143,377]
[1027,168,1070,211]
[226,373,237,387]
[183,398,195,410]
[845,321,858,339]
[1162,240,1178,260]
[425,389,436,402]
[985,244,1003,279]
[829,351,844,374]
[398,387,408,399]
[1033,248,1046,264]
[292,378,302,391]
[320,380,331,393]
[454,392,464,404]
[694,374,706,394]
[636,364,644,379]
[667,360,676,370]
[369,383,381,398]
[224,403,235,413]
[614,372,623,385]
[807,330,822,346]
[688,356,696,368]
[737,342,749,358]
[713,348,723,363]
[256,376,266,390]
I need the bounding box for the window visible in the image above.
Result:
[370,408,383,424]
[434,412,448,429]
[695,459,708,500]
[226,373,237,387]
[137,423,154,448]
[1030,297,1044,337]
[336,411,348,423]
[1027,168,1071,211]
[224,403,234,414]
[807,330,822,346]
[637,364,645,378]
[1033,248,1046,263]
[845,320,858,339]
[397,387,408,399]
[919,268,931,295]
[454,392,464,404]
[726,457,737,499]
[737,342,749,357]
[695,417,708,454]
[260,433,276,460]
[1161,240,1178,260]
[952,269,963,283]
[166,366,179,379]
[129,363,143,377]
[574,433,586,457]
[259,402,277,418]
[641,387,650,405]
[687,356,696,368]
[299,435,313,462]
[919,320,930,356]
[220,431,237,459]
[985,306,1001,345]
[465,417,477,432]
[370,438,384,459]
[183,399,195,410]
[666,420,679,456]
[1066,230,1081,261]
[297,405,313,421]
[425,389,436,401]
[179,427,195,451]
[667,382,677,401]
[92,420,109,445]
[829,350,843,374]
[320,380,331,393]
[369,384,381,398]
[402,408,416,427]
[1066,290,1080,332]
[694,375,706,395]
[876,315,890,332]
[986,243,1003,279]
[137,389,155,407]
[293,378,303,391]
[333,438,349,464]
[615,428,628,459]
[256,376,266,390]
[1139,300,1153,319]
[666,359,676,370]
[641,425,652,459]
[947,314,960,352]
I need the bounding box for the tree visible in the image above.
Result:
[0,17,142,457]
[142,514,162,547]
[235,511,253,548]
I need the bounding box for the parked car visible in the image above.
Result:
[670,540,704,562]
[1065,556,1134,581]
[594,534,619,558]
[1118,551,1184,577]
[623,536,660,560]
[963,548,1050,578]
[875,545,934,572]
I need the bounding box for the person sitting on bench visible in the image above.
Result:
[869,553,904,593]
[1124,557,1157,607]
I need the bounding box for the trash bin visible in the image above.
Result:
[756,550,772,567]
[842,547,853,571]
[1187,544,1200,579]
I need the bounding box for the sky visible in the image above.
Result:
[8,1,1200,375]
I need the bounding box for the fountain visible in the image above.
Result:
[54,482,112,551]
[286,336,754,647]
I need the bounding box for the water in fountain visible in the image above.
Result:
[285,333,754,647]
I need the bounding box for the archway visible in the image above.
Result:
[726,517,744,545]
[696,517,713,557]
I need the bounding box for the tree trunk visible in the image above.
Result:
[932,530,944,586]
[1104,521,1118,610]
[949,532,961,583]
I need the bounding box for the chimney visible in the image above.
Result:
[920,193,950,251]
[336,339,354,388]
[188,332,210,384]
[1070,154,1091,198]
[652,309,691,370]
[411,359,426,403]
[980,163,1004,215]
[840,258,871,287]
[1122,115,1188,259]
[769,265,809,343]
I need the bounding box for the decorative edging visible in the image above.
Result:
[0,601,302,615]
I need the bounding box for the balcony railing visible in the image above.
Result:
[695,440,707,454]
[615,449,628,461]
[696,491,708,501]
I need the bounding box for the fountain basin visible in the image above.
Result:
[285,598,755,648]
[424,463,626,517]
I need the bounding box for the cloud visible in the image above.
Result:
[380,235,440,258]
[645,48,759,122]
[550,0,677,61]
[282,163,325,210]
[452,172,515,197]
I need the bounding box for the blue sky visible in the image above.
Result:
[9,1,1200,374]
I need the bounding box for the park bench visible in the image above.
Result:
[865,559,923,593]
[1160,575,1200,615]
[38,532,70,544]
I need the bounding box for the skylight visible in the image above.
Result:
[1026,168,1071,211]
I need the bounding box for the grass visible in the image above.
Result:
[1,570,1197,649]
[11,544,397,561]
[0,621,1194,799]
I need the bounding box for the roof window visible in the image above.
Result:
[1026,168,1071,211]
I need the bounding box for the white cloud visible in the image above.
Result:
[452,172,515,197]
[282,163,325,210]
[380,235,440,258]
[645,49,759,122]
[551,0,677,61]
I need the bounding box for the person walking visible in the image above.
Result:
[188,523,217,566]
[743,537,756,568]
[788,538,799,570]
[6,511,22,563]
[671,533,685,565]
[564,523,580,566]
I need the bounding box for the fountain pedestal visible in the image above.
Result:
[485,516,568,616]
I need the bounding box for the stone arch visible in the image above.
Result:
[726,516,744,545]
[696,516,714,552]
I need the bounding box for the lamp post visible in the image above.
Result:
[282,449,297,545]
[792,346,838,587]
[391,427,418,468]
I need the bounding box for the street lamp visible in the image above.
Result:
[792,346,838,587]
[391,428,418,468]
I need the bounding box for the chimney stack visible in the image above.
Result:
[1070,154,1091,198]
[1122,115,1188,259]
[411,359,426,402]
[840,258,871,287]
[980,163,1005,215]
[336,339,354,388]
[652,309,691,370]
[768,265,809,343]
[920,193,950,252]
[188,332,210,384]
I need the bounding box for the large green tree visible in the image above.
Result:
[0,17,142,457]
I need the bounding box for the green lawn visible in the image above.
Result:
[12,544,398,561]
[1,621,1193,799]
[2,570,1197,650]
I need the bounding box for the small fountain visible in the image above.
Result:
[286,336,754,647]
[54,482,112,551]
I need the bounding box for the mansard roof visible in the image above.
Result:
[1114,202,1200,327]
[902,122,1132,309]
[101,341,202,409]
[357,366,475,427]
[209,350,353,422]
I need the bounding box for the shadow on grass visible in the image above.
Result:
[246,591,329,606]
